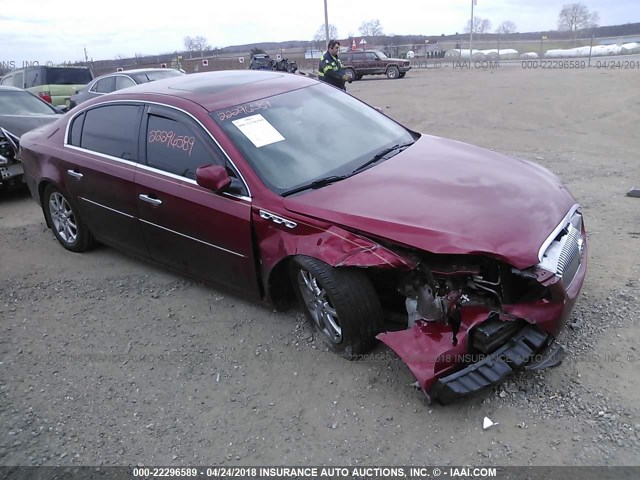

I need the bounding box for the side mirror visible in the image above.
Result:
[195,164,231,192]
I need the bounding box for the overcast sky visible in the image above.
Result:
[1,0,638,64]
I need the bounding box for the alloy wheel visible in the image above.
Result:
[49,192,78,244]
[297,269,342,344]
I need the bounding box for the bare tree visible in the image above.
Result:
[313,24,339,49]
[496,21,517,34]
[183,36,211,58]
[465,17,492,34]
[558,3,599,35]
[359,19,384,37]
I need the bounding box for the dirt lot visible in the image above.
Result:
[1,66,639,468]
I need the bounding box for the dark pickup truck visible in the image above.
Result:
[340,50,411,80]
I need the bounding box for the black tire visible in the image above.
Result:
[398,72,406,78]
[43,184,93,252]
[386,66,400,79]
[291,256,383,359]
[355,74,363,81]
[344,68,356,82]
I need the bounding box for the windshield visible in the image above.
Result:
[0,90,58,115]
[211,84,415,195]
[375,51,388,58]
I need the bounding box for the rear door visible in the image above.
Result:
[135,104,259,296]
[63,103,148,256]
[366,52,381,74]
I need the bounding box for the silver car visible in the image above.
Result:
[69,68,185,108]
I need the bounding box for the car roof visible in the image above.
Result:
[111,70,316,112]
[108,68,180,75]
[0,85,23,92]
[93,68,181,80]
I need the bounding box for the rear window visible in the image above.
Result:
[43,68,93,85]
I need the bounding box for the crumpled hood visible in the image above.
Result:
[284,135,577,269]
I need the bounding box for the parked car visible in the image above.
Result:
[69,68,186,108]
[20,71,586,403]
[0,86,62,187]
[341,50,412,80]
[249,54,274,70]
[0,66,93,107]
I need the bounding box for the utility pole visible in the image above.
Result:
[469,0,475,60]
[324,0,330,45]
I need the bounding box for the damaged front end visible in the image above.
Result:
[376,209,586,404]
[0,128,22,187]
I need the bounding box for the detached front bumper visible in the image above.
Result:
[429,324,564,404]
[378,315,567,405]
[0,162,24,186]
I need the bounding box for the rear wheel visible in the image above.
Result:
[386,66,400,79]
[43,184,93,252]
[291,256,382,359]
[355,74,363,81]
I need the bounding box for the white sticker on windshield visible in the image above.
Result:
[232,114,285,148]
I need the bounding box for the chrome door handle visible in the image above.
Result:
[67,169,83,180]
[138,194,162,206]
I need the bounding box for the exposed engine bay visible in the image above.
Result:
[371,242,581,403]
[0,128,22,186]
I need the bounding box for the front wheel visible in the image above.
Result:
[291,256,382,359]
[43,184,93,252]
[386,66,400,79]
[344,68,356,82]
[398,72,406,78]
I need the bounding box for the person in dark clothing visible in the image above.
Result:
[318,40,350,91]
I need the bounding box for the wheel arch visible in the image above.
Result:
[258,219,417,308]
[38,178,64,228]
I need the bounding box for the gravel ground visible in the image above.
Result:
[1,66,639,467]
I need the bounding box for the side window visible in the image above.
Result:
[145,114,224,180]
[68,112,85,146]
[352,53,364,62]
[81,104,142,160]
[25,69,40,87]
[0,75,12,86]
[115,76,135,90]
[95,77,116,93]
[366,52,377,61]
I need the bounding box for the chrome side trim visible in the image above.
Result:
[65,144,138,168]
[62,99,252,198]
[79,197,135,218]
[537,204,580,262]
[139,219,246,258]
[259,210,297,229]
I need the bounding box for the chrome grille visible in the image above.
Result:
[538,210,584,286]
[557,219,583,285]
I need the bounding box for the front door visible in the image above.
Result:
[135,105,259,297]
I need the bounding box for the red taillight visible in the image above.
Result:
[38,91,52,103]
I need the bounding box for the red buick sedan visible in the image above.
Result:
[20,71,586,403]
